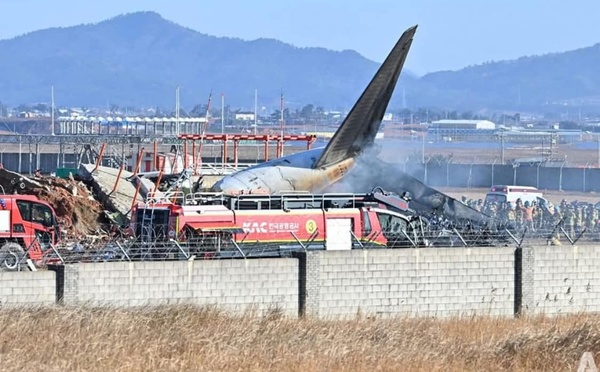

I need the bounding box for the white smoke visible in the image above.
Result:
[326,145,495,227]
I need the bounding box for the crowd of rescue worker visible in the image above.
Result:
[460,195,600,240]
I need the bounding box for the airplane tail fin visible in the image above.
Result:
[313,25,417,169]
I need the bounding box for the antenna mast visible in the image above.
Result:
[198,91,213,168]
[205,90,212,122]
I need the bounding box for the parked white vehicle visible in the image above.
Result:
[485,185,543,205]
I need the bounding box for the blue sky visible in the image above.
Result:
[2,0,599,75]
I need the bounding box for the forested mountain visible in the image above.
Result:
[0,12,415,109]
[1,11,599,112]
[415,43,600,110]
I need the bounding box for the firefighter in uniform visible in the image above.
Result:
[574,204,583,235]
[563,205,575,238]
[514,199,524,230]
[550,205,562,245]
[590,205,598,232]
[506,202,516,230]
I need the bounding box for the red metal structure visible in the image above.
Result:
[0,195,60,270]
[177,134,317,166]
[130,188,424,258]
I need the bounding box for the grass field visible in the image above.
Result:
[1,306,599,371]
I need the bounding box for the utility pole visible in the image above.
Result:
[221,93,225,135]
[280,91,284,138]
[254,89,258,135]
[175,86,180,135]
[421,131,425,164]
[280,91,285,156]
[51,86,55,136]
[597,135,599,167]
[500,132,505,164]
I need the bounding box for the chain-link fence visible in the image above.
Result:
[382,160,600,192]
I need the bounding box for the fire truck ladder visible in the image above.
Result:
[139,168,196,251]
[140,200,157,248]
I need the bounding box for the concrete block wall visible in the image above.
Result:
[0,271,56,306]
[61,259,299,315]
[5,245,600,319]
[302,248,516,318]
[527,246,600,314]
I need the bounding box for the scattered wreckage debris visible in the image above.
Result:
[78,164,156,217]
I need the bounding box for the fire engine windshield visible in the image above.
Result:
[31,203,54,227]
[377,212,408,235]
[376,210,422,247]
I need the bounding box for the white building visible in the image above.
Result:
[235,112,255,121]
[430,119,496,130]
[429,119,496,141]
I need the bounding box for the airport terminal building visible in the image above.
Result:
[429,119,496,142]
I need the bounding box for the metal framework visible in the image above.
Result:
[57,116,207,136]
[177,133,317,166]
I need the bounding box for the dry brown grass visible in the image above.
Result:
[1,306,600,371]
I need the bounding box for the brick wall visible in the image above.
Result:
[0,271,55,306]
[301,248,516,318]
[61,259,299,315]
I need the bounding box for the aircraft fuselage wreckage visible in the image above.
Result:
[212,26,417,195]
[211,26,496,228]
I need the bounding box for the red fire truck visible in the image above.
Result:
[0,195,60,270]
[130,188,428,258]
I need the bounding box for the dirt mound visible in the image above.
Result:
[27,176,107,239]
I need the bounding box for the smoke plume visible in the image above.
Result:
[328,147,497,227]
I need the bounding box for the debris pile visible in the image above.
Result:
[0,169,109,240]
[30,177,107,238]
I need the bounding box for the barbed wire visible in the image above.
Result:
[1,218,593,271]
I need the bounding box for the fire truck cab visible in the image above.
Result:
[0,195,60,270]
[131,188,427,258]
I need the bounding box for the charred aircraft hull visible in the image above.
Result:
[332,156,499,228]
